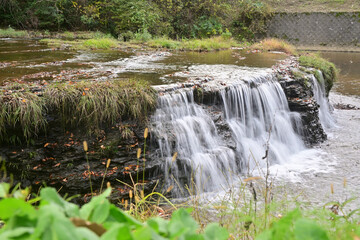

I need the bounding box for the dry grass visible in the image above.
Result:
[251,38,297,55]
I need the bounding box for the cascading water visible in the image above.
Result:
[152,67,307,197]
[311,72,336,130]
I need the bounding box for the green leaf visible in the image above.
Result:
[106,205,142,227]
[147,217,168,236]
[0,227,34,239]
[76,227,101,240]
[133,226,152,240]
[168,208,198,238]
[80,188,111,222]
[294,218,329,240]
[40,187,79,217]
[204,223,228,240]
[0,198,36,220]
[89,198,110,224]
[100,223,133,240]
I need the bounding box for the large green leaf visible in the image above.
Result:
[105,205,142,227]
[0,198,36,220]
[294,219,329,240]
[0,227,34,239]
[40,187,79,217]
[80,188,111,222]
[203,223,228,240]
[100,223,133,240]
[147,217,168,236]
[168,208,198,238]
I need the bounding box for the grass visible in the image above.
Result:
[0,79,157,144]
[299,53,338,94]
[250,38,297,55]
[0,83,46,144]
[146,36,241,51]
[40,37,120,50]
[0,27,29,38]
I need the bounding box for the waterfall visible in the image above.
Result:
[311,72,336,130]
[152,70,306,197]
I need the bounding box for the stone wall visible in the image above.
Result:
[267,12,360,47]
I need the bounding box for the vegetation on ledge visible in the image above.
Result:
[299,53,338,95]
[0,80,157,144]
[250,38,297,55]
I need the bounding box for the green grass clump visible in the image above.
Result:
[299,53,338,95]
[147,37,181,49]
[44,79,157,132]
[82,38,119,49]
[0,27,29,38]
[41,37,119,50]
[251,38,297,55]
[0,84,46,144]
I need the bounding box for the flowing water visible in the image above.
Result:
[1,38,359,206]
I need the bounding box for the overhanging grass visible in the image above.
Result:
[0,80,157,144]
[299,53,338,94]
[44,80,157,131]
[250,38,297,55]
[0,27,29,38]
[0,84,46,144]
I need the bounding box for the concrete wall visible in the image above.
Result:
[267,12,360,47]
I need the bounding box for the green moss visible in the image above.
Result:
[299,54,338,95]
[0,80,157,144]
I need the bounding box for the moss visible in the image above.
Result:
[299,53,338,95]
[0,80,157,144]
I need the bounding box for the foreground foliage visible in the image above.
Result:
[0,185,228,240]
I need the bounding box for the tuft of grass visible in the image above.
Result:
[147,37,182,49]
[0,27,29,38]
[299,53,338,95]
[251,38,297,55]
[44,79,157,132]
[0,84,46,144]
[82,38,119,49]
